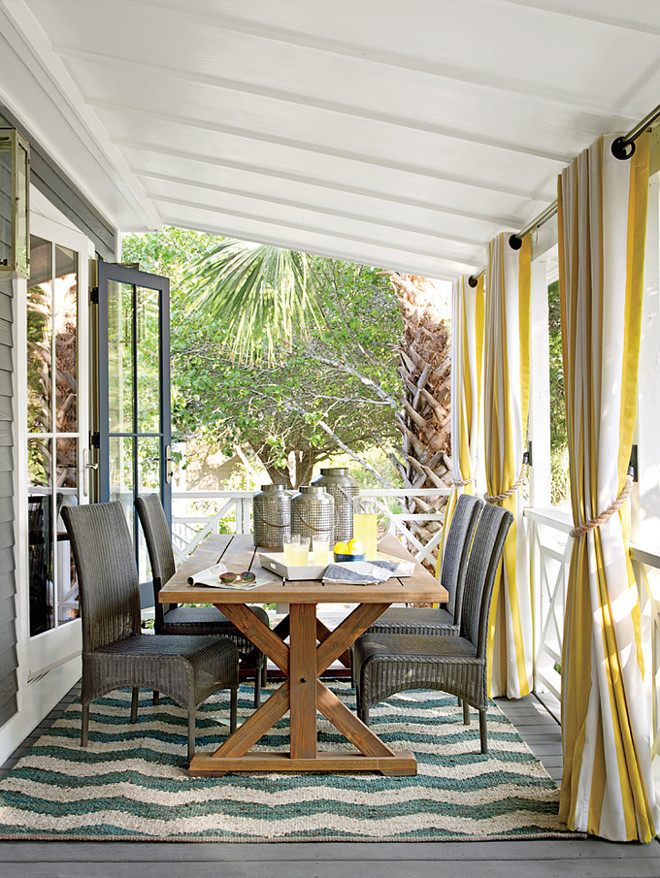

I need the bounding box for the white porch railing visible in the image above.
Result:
[525,505,660,755]
[171,488,449,568]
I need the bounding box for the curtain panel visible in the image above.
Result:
[558,133,658,842]
[438,275,484,574]
[482,233,533,699]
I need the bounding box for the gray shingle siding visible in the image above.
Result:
[0,274,16,728]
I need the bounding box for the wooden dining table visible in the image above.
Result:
[160,533,447,777]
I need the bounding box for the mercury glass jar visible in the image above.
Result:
[311,467,359,543]
[290,486,335,549]
[252,484,290,550]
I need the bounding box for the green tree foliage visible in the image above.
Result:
[548,280,569,505]
[122,229,403,488]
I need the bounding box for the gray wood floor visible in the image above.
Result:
[1,684,658,878]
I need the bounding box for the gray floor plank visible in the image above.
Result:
[1,840,658,862]
[2,857,659,878]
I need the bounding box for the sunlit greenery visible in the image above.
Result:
[122,228,404,488]
[548,280,569,506]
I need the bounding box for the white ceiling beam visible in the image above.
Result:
[134,168,521,231]
[109,0,652,111]
[493,0,660,37]
[92,97,570,166]
[55,41,638,131]
[137,171,496,245]
[153,193,481,265]
[0,0,161,230]
[156,211,471,281]
[114,138,554,203]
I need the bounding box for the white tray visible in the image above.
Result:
[258,550,415,581]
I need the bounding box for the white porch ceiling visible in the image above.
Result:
[0,0,659,278]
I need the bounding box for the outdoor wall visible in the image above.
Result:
[0,269,17,727]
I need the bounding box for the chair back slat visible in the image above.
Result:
[459,503,513,656]
[440,494,484,625]
[135,494,177,629]
[62,502,140,652]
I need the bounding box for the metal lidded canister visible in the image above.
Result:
[252,484,290,550]
[290,486,335,549]
[311,467,359,543]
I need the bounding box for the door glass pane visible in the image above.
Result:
[137,438,161,582]
[54,245,78,434]
[136,286,160,433]
[109,435,134,534]
[28,437,53,636]
[56,439,78,625]
[108,281,133,433]
[27,236,52,433]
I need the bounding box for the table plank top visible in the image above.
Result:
[160,533,447,605]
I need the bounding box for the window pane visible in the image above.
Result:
[136,286,160,433]
[55,245,78,434]
[28,437,53,636]
[27,236,52,433]
[108,281,133,433]
[56,439,78,625]
[109,435,134,535]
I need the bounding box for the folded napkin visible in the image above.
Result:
[322,559,401,585]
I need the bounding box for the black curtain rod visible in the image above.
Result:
[467,102,660,288]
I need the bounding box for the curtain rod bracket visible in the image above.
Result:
[508,235,523,250]
[611,136,635,161]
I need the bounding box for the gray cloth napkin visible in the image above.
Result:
[322,560,401,585]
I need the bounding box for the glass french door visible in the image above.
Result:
[25,214,89,672]
[95,262,171,600]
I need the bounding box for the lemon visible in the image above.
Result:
[347,539,364,555]
[334,541,349,554]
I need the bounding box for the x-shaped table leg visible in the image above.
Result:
[188,602,417,776]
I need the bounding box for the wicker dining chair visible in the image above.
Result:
[353,503,513,753]
[62,501,240,762]
[367,493,484,637]
[135,494,268,708]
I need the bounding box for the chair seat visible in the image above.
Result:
[161,605,269,665]
[367,606,457,636]
[162,604,269,633]
[91,634,239,709]
[355,632,479,665]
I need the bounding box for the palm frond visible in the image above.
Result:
[186,240,321,361]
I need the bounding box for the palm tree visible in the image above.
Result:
[188,241,452,551]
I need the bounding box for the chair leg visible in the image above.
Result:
[81,703,90,747]
[462,699,470,725]
[479,709,488,754]
[254,665,261,708]
[130,687,139,723]
[261,656,267,688]
[153,690,159,706]
[188,710,196,763]
[230,687,238,733]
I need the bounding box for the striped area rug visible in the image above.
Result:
[0,685,569,842]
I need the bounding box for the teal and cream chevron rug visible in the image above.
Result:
[0,685,568,842]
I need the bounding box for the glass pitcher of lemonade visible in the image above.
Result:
[352,497,379,560]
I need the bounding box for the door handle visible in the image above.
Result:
[82,448,98,497]
[165,445,174,484]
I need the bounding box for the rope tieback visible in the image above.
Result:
[484,462,528,503]
[569,474,634,538]
[453,476,473,487]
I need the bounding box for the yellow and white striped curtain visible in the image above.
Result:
[483,233,533,699]
[438,275,484,570]
[558,133,659,842]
